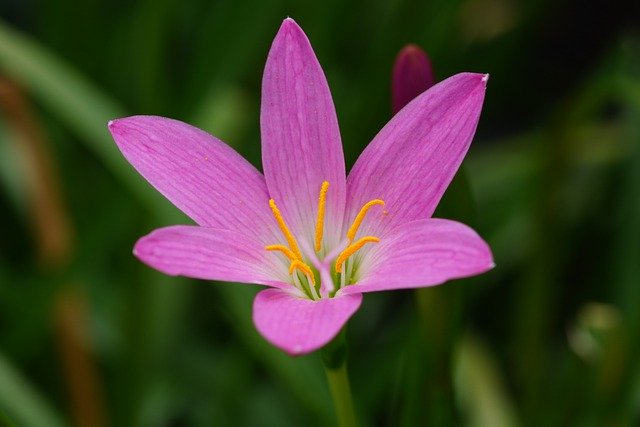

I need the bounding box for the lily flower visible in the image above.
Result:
[108,18,493,355]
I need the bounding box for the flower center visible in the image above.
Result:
[264,181,384,299]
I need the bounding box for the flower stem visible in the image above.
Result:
[322,330,358,427]
[324,363,357,427]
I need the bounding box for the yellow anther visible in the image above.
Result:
[335,236,380,273]
[289,259,316,286]
[347,199,385,243]
[314,181,330,252]
[265,245,297,262]
[269,199,303,260]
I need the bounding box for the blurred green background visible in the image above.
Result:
[1,0,639,426]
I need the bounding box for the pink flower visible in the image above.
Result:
[108,18,493,355]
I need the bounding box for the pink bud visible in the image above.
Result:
[391,45,435,114]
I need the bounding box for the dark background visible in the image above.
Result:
[0,0,639,426]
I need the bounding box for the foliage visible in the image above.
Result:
[0,0,639,425]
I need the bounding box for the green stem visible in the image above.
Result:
[321,330,357,427]
[323,363,357,427]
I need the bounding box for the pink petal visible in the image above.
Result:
[109,116,277,244]
[260,18,346,248]
[392,44,435,115]
[345,73,487,238]
[341,218,493,294]
[134,225,290,288]
[252,288,362,355]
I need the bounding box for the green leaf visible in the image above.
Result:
[0,353,67,427]
[0,19,164,212]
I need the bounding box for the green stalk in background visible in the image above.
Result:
[0,353,67,427]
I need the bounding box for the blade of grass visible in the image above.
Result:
[0,19,164,211]
[0,352,68,427]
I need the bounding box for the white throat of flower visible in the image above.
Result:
[265,181,384,300]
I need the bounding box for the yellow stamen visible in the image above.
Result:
[314,181,330,252]
[265,245,297,262]
[289,259,316,285]
[269,199,303,260]
[346,199,385,243]
[335,236,380,273]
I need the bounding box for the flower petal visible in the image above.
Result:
[345,73,487,237]
[109,116,277,244]
[253,288,362,355]
[342,218,493,294]
[260,18,346,248]
[134,225,290,287]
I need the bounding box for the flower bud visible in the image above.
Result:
[391,44,435,114]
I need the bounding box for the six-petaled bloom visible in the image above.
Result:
[108,18,494,355]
